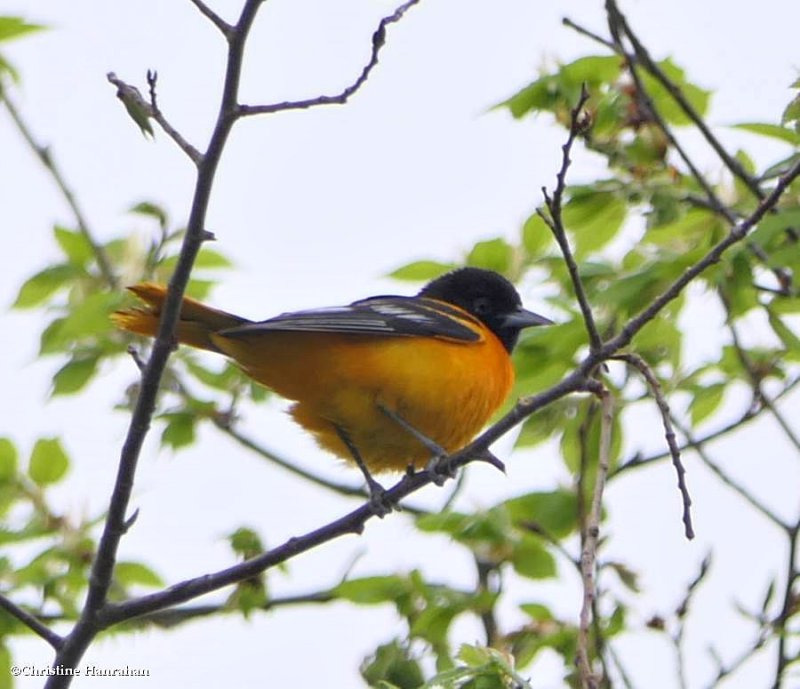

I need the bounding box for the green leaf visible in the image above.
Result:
[607,562,640,593]
[129,200,168,228]
[782,93,800,129]
[54,226,94,266]
[510,534,557,579]
[519,602,554,621]
[361,641,424,689]
[504,490,579,538]
[0,438,17,482]
[689,383,726,425]
[560,55,623,86]
[767,309,800,353]
[335,576,408,605]
[29,438,69,486]
[521,213,552,257]
[466,238,513,273]
[39,292,123,354]
[640,59,710,125]
[0,17,45,42]
[389,260,455,281]
[195,247,233,269]
[562,191,627,258]
[12,264,82,309]
[730,123,800,147]
[160,413,196,449]
[229,527,264,558]
[115,561,164,588]
[0,643,11,689]
[499,75,560,119]
[52,354,100,396]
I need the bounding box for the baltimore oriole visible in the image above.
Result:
[113,268,552,501]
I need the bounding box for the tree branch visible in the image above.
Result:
[605,0,764,202]
[0,86,117,288]
[237,0,422,117]
[106,71,203,165]
[577,383,613,689]
[187,0,233,37]
[722,301,800,455]
[45,2,268,685]
[613,353,694,539]
[0,593,63,650]
[538,84,604,353]
[214,415,429,516]
[614,375,800,473]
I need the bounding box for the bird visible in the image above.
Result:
[113,267,552,505]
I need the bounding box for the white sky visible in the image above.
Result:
[2,1,799,687]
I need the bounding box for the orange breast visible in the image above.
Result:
[211,330,514,472]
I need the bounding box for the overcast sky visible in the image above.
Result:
[2,1,800,687]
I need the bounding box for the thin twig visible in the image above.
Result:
[615,375,800,473]
[187,0,233,36]
[672,555,712,689]
[669,413,787,529]
[129,588,337,628]
[475,557,500,647]
[721,295,800,454]
[577,383,613,689]
[215,416,428,517]
[566,10,792,293]
[45,2,267,685]
[0,87,117,288]
[602,156,800,358]
[237,0,422,117]
[0,592,63,650]
[538,84,603,353]
[561,17,617,52]
[613,353,694,539]
[772,520,800,687]
[57,155,800,632]
[106,72,203,165]
[605,0,763,202]
[147,70,204,165]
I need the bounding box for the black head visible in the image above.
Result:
[418,267,552,352]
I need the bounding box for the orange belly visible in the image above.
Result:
[211,331,514,472]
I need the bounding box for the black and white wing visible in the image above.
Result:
[219,296,481,342]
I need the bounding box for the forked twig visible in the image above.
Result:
[613,353,694,539]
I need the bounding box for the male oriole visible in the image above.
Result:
[113,268,551,499]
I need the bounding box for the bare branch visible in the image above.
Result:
[605,0,763,201]
[670,413,787,529]
[721,296,800,454]
[603,156,800,357]
[538,85,604,353]
[772,520,799,688]
[0,592,63,650]
[615,376,800,473]
[562,17,616,52]
[106,72,203,165]
[577,383,613,689]
[147,70,204,166]
[46,1,268,684]
[0,87,117,288]
[187,0,233,37]
[568,9,793,293]
[237,0,422,117]
[613,353,694,539]
[215,416,428,517]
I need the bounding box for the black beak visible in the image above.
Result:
[502,306,553,329]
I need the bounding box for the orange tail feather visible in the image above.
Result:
[112,283,248,352]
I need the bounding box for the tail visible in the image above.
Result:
[112,283,249,352]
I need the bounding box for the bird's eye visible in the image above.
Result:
[472,296,491,315]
